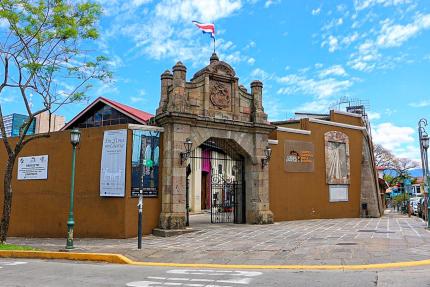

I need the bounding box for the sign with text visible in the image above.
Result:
[284,140,315,172]
[100,129,127,197]
[329,185,349,202]
[17,155,48,180]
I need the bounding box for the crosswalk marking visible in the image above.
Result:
[126,269,262,286]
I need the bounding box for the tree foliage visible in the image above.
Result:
[0,0,110,243]
[374,144,419,185]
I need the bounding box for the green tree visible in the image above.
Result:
[0,0,111,243]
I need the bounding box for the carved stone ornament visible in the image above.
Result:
[210,81,231,109]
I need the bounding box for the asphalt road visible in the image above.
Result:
[1,259,430,287]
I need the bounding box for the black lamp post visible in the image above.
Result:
[180,138,193,165]
[66,128,81,250]
[261,145,272,168]
[418,119,430,227]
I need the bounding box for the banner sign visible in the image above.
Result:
[100,129,127,197]
[284,140,315,172]
[17,155,48,180]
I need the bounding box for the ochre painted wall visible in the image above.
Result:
[0,125,160,238]
[269,119,363,221]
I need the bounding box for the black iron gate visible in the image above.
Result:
[189,138,245,224]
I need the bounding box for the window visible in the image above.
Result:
[218,164,223,174]
[76,104,139,128]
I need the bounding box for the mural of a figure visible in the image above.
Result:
[325,131,350,185]
[327,142,347,180]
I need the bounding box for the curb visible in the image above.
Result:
[2,250,430,270]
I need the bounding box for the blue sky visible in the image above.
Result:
[1,0,430,162]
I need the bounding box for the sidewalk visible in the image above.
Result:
[8,210,430,265]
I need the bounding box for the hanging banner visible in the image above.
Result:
[100,129,127,197]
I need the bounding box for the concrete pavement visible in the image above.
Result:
[2,258,430,286]
[7,210,430,266]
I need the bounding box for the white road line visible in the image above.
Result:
[147,277,166,280]
[403,219,422,237]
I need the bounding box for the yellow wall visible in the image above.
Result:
[0,125,160,238]
[269,116,363,221]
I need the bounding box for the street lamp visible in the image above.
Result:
[180,138,193,165]
[418,119,430,228]
[261,145,272,168]
[66,128,81,250]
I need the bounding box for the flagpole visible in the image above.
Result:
[213,37,216,53]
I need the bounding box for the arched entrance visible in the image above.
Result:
[154,53,275,233]
[187,138,246,224]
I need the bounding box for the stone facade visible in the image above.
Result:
[155,53,275,230]
[360,134,383,217]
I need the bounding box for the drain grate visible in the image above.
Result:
[336,243,358,246]
[357,229,376,232]
[375,231,395,234]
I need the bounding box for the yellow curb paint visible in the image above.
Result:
[2,250,430,270]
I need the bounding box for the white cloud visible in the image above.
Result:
[311,8,321,16]
[250,68,273,81]
[354,0,411,11]
[277,74,353,98]
[327,36,339,53]
[341,32,359,46]
[409,100,430,108]
[102,0,244,66]
[372,122,415,157]
[247,57,256,65]
[294,99,332,113]
[377,14,430,48]
[318,65,348,77]
[155,0,242,22]
[264,0,281,8]
[367,111,381,120]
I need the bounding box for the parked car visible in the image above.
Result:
[409,197,421,215]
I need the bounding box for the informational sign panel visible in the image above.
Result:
[100,129,127,197]
[329,185,349,202]
[131,130,160,197]
[17,155,48,180]
[284,140,314,172]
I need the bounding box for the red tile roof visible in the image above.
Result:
[61,97,154,130]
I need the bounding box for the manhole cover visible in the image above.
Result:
[358,229,376,232]
[336,243,358,246]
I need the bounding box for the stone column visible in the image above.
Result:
[157,70,173,115]
[158,122,191,229]
[168,62,187,112]
[245,132,274,224]
[251,80,268,124]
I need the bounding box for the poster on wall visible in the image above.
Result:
[131,130,160,197]
[17,155,48,180]
[100,129,127,197]
[284,140,314,172]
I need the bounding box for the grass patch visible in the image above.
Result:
[0,243,39,251]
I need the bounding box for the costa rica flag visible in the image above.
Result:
[192,21,215,38]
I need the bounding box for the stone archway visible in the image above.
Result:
[154,53,275,231]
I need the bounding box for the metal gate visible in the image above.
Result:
[189,138,245,224]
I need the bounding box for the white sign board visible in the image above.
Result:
[329,185,349,202]
[17,155,48,180]
[100,129,127,197]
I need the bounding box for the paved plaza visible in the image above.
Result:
[9,210,430,265]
